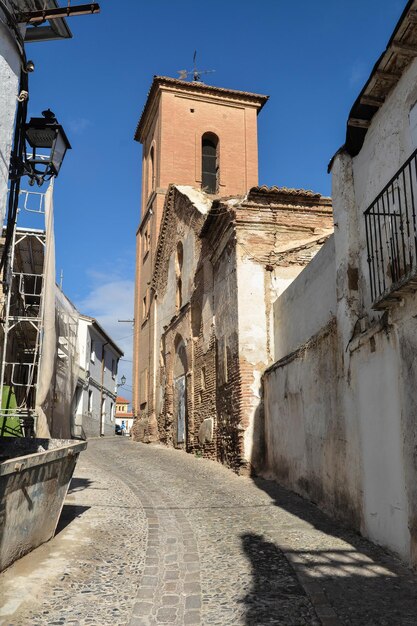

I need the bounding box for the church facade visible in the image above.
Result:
[132,77,333,472]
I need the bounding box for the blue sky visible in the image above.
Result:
[24,0,406,397]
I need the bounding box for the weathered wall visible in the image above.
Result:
[150,187,217,457]
[263,55,417,566]
[212,225,241,469]
[264,319,361,527]
[348,323,410,559]
[274,236,336,360]
[0,10,20,227]
[351,57,417,312]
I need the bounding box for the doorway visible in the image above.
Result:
[174,375,186,443]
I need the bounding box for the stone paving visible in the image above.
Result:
[2,437,417,625]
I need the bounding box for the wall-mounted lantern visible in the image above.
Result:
[117,375,126,388]
[24,109,71,186]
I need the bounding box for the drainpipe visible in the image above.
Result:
[99,341,108,436]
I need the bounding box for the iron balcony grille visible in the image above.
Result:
[365,148,417,308]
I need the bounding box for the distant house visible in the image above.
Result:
[115,396,133,435]
[74,315,123,438]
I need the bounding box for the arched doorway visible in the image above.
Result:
[173,334,187,445]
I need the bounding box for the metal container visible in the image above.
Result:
[0,437,87,572]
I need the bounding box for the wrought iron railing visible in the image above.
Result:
[365,148,417,307]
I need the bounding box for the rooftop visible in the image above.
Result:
[10,0,72,41]
[79,314,124,357]
[330,0,417,165]
[134,75,269,142]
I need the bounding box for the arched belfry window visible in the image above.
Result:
[202,132,219,194]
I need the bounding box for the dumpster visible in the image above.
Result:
[0,437,87,572]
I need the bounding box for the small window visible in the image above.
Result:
[90,341,95,363]
[140,368,148,407]
[103,347,106,372]
[88,390,93,414]
[112,358,116,379]
[148,145,156,195]
[224,340,228,384]
[142,288,150,321]
[202,132,219,194]
[110,402,114,422]
[143,220,150,259]
[176,241,183,310]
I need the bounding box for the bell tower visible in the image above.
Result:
[132,76,268,419]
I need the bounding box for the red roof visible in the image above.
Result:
[116,396,129,404]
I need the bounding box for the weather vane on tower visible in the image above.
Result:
[178,51,215,83]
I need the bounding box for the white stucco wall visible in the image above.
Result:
[235,250,267,463]
[352,56,417,311]
[263,57,417,565]
[351,332,409,558]
[274,236,336,360]
[0,11,21,226]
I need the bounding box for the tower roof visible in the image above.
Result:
[134,75,269,143]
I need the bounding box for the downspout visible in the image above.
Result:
[99,341,108,436]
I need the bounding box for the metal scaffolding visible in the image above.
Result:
[0,189,46,437]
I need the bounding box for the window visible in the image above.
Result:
[143,220,150,259]
[142,288,150,321]
[112,358,116,379]
[224,339,228,384]
[175,241,183,310]
[110,402,114,422]
[103,347,106,372]
[148,145,155,195]
[199,366,206,404]
[140,368,148,407]
[202,132,219,194]
[88,390,93,414]
[90,341,95,363]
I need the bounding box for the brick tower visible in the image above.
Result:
[132,76,268,430]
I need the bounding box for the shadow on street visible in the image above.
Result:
[242,476,417,625]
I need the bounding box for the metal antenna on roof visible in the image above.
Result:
[178,51,215,83]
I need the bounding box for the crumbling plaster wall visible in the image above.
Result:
[235,242,269,470]
[212,228,241,469]
[262,58,417,565]
[263,320,361,526]
[332,57,417,564]
[153,189,216,456]
[0,10,20,226]
[274,236,336,360]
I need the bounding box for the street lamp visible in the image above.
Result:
[24,109,71,186]
[117,375,126,388]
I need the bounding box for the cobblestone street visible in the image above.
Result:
[2,438,417,625]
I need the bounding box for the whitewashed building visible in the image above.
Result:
[74,315,123,438]
[0,1,72,226]
[262,0,417,567]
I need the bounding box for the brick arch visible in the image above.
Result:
[173,333,187,379]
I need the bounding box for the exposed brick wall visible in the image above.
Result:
[133,183,334,477]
